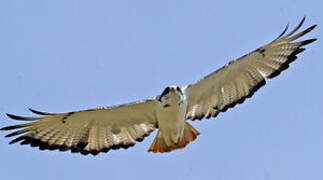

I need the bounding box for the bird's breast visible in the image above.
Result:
[155,98,187,145]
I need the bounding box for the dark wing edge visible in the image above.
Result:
[185,17,317,121]
[1,99,158,156]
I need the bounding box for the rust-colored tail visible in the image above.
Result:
[148,123,200,153]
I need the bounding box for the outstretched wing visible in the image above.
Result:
[184,17,317,120]
[1,99,158,155]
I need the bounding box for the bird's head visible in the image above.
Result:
[158,85,184,107]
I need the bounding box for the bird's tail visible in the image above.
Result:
[148,122,200,153]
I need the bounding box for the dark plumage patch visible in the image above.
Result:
[158,87,171,102]
[163,104,170,108]
[176,86,183,95]
[76,141,87,149]
[256,48,266,57]
[62,112,75,123]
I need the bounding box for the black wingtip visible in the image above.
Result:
[5,132,17,137]
[5,128,29,137]
[6,113,39,121]
[276,23,289,40]
[298,16,306,29]
[0,127,8,131]
[301,38,317,46]
[303,24,317,35]
[301,16,306,24]
[28,108,39,114]
[308,24,317,31]
[29,108,50,115]
[9,136,26,144]
[6,113,23,120]
[6,113,31,121]
[0,124,28,131]
[1,126,15,131]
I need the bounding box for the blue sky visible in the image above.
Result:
[0,1,322,180]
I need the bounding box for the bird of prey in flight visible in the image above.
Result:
[1,17,317,155]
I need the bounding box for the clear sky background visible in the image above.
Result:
[0,1,322,180]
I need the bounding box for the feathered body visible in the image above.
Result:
[149,86,199,153]
[0,17,317,155]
